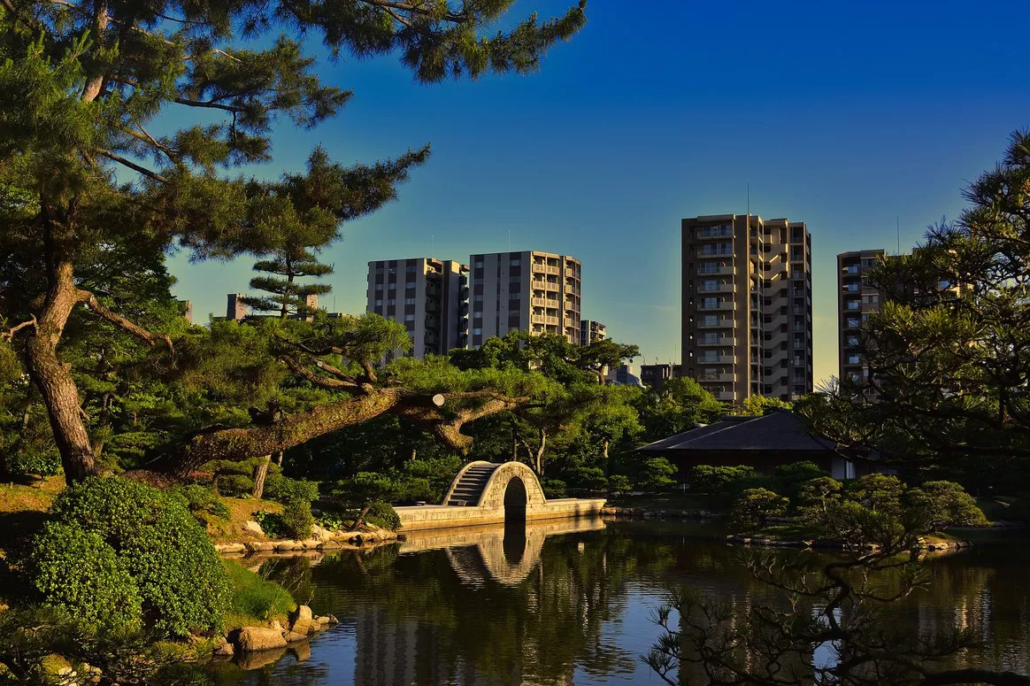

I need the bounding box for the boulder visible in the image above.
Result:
[215,543,247,555]
[236,627,287,652]
[242,520,264,536]
[275,540,299,551]
[213,638,235,657]
[236,647,286,670]
[289,605,314,634]
[269,620,285,633]
[245,541,277,553]
[283,631,308,643]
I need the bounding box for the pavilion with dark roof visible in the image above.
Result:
[636,410,876,481]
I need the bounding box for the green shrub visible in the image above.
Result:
[172,484,230,520]
[330,472,400,507]
[542,478,567,498]
[316,511,347,532]
[402,456,463,500]
[905,481,988,533]
[567,467,608,493]
[47,477,230,638]
[253,509,285,538]
[280,499,315,539]
[264,474,319,504]
[795,477,843,524]
[365,501,400,531]
[845,474,905,515]
[223,560,295,622]
[216,473,253,497]
[608,474,632,496]
[729,488,789,532]
[690,465,756,494]
[26,523,142,633]
[637,457,678,490]
[774,461,825,482]
[7,448,63,477]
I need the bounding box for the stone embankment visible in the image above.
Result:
[213,522,400,557]
[600,506,720,520]
[216,604,339,664]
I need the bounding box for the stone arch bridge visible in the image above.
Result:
[395,461,606,532]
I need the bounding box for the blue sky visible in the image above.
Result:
[167,0,1030,385]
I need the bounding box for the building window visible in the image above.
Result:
[473,277,484,285]
[388,299,396,307]
[404,314,415,322]
[474,294,483,302]
[511,258,521,266]
[473,327,482,335]
[474,260,484,268]
[473,311,482,319]
[405,298,415,305]
[405,281,416,289]
[509,292,521,301]
[374,299,382,306]
[375,284,383,291]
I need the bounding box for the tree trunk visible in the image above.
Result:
[26,259,97,484]
[602,439,609,461]
[534,428,547,476]
[251,455,271,499]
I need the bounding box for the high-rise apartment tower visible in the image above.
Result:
[580,319,607,344]
[837,250,888,384]
[469,251,581,348]
[366,258,469,358]
[681,214,813,403]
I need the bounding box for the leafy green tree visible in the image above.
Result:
[0,0,587,483]
[636,457,677,490]
[636,376,724,441]
[905,480,988,533]
[728,487,789,532]
[689,464,757,494]
[795,476,843,522]
[800,131,1030,490]
[736,395,793,416]
[238,152,339,318]
[844,473,905,515]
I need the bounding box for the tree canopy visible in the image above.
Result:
[0,0,588,483]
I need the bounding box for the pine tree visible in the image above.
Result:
[241,249,333,319]
[0,0,588,483]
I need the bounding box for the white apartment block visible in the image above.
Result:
[366,258,469,358]
[469,251,582,348]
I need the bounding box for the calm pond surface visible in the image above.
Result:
[219,517,1030,685]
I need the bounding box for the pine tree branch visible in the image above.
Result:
[279,355,363,393]
[79,291,174,354]
[1,316,37,342]
[97,150,168,183]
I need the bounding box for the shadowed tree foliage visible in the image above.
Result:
[0,0,588,483]
[797,131,1030,491]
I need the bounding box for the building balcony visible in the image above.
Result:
[697,249,734,258]
[697,336,732,347]
[697,265,734,276]
[713,391,736,401]
[698,373,735,383]
[545,316,560,326]
[694,227,734,240]
[697,355,735,365]
[698,301,736,311]
[698,283,734,293]
[545,265,561,275]
[697,318,733,329]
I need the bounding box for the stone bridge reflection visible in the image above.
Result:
[398,516,606,586]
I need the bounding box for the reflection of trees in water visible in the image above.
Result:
[311,529,692,685]
[250,526,1030,685]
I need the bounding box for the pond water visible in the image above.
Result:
[218,517,1030,685]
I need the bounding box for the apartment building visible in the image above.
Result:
[581,319,607,344]
[837,250,888,384]
[469,251,582,348]
[366,258,469,358]
[640,363,681,393]
[681,214,813,404]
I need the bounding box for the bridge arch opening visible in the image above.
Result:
[503,476,528,524]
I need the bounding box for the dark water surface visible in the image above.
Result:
[219,517,1030,685]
